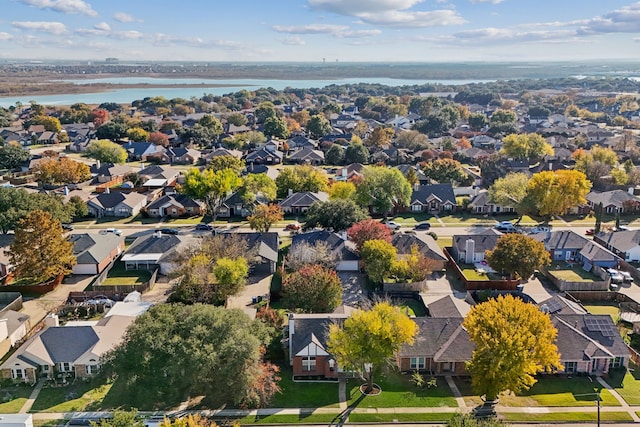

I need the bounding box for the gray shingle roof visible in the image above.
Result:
[545,230,590,251]
[595,230,640,252]
[553,314,628,360]
[292,230,359,261]
[427,295,465,318]
[391,233,446,261]
[580,241,620,263]
[289,314,347,356]
[398,317,473,362]
[453,230,501,254]
[70,233,124,264]
[40,326,99,363]
[279,191,329,208]
[411,184,456,205]
[586,190,640,208]
[126,234,182,255]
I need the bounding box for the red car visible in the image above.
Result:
[285,223,301,231]
[585,229,595,236]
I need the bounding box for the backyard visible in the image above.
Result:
[458,264,501,281]
[547,262,601,282]
[100,263,152,286]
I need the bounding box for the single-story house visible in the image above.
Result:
[586,190,640,214]
[391,233,447,271]
[410,184,456,213]
[245,147,283,165]
[594,230,640,262]
[122,142,166,161]
[90,162,134,184]
[233,232,280,274]
[468,190,516,215]
[535,230,591,262]
[291,230,360,271]
[145,194,204,218]
[279,191,329,215]
[86,191,148,218]
[334,163,364,181]
[218,191,261,218]
[150,147,201,165]
[579,240,620,270]
[69,233,125,275]
[450,229,501,264]
[120,233,196,275]
[288,148,325,165]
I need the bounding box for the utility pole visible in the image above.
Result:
[574,391,601,427]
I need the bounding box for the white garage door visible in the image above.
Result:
[336,261,359,271]
[73,264,97,275]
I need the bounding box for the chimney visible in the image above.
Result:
[0,319,8,341]
[154,230,162,238]
[342,168,347,177]
[465,238,475,264]
[288,188,293,197]
[548,162,553,171]
[63,186,69,196]
[629,187,635,195]
[104,187,110,194]
[413,182,420,191]
[96,159,100,169]
[45,313,59,328]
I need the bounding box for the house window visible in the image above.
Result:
[41,365,49,373]
[611,357,624,369]
[410,357,425,370]
[564,361,577,373]
[476,207,483,213]
[86,365,100,375]
[412,205,422,212]
[302,357,316,372]
[59,362,72,372]
[11,369,25,380]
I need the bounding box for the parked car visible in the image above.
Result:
[61,223,74,231]
[619,270,634,283]
[383,221,402,231]
[285,223,301,231]
[494,221,516,232]
[607,268,624,284]
[100,228,122,236]
[159,228,179,235]
[195,223,213,231]
[414,222,431,230]
[585,229,595,236]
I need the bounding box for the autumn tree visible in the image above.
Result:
[422,158,472,184]
[501,133,554,160]
[286,241,340,271]
[306,114,332,138]
[30,115,61,132]
[85,139,128,164]
[126,127,150,142]
[486,233,550,280]
[179,168,242,222]
[574,145,618,184]
[347,219,392,253]
[463,294,562,401]
[395,130,430,151]
[355,166,412,217]
[207,155,245,174]
[365,126,392,148]
[392,244,436,283]
[0,143,30,170]
[328,302,417,393]
[8,210,76,283]
[107,304,280,408]
[248,204,283,232]
[36,157,91,185]
[360,239,398,284]
[88,109,109,127]
[328,181,356,200]
[303,199,368,232]
[148,131,170,147]
[282,264,342,313]
[227,112,248,127]
[275,165,328,199]
[239,173,277,208]
[488,172,530,217]
[526,170,591,217]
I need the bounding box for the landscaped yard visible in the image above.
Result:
[270,367,340,408]
[349,413,456,422]
[31,379,113,412]
[458,264,500,281]
[394,298,427,317]
[346,369,457,408]
[101,263,151,286]
[237,413,340,424]
[583,303,621,321]
[609,366,640,405]
[547,262,601,282]
[0,386,33,413]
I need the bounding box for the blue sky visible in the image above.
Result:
[1,0,640,62]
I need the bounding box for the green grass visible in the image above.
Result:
[270,367,340,408]
[583,303,621,321]
[237,413,339,424]
[547,262,601,282]
[501,412,633,422]
[436,236,452,250]
[31,379,112,413]
[438,213,494,224]
[349,413,456,422]
[0,386,33,413]
[394,299,427,317]
[388,213,438,226]
[346,369,457,408]
[165,216,205,225]
[100,263,151,286]
[609,367,640,405]
[458,264,500,281]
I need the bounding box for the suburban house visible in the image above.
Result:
[391,233,447,271]
[286,312,350,380]
[0,310,31,358]
[288,148,325,165]
[69,233,125,275]
[579,240,620,270]
[218,191,264,218]
[203,148,243,164]
[122,142,166,161]
[90,162,134,184]
[410,184,456,213]
[138,165,181,187]
[120,233,196,275]
[0,296,151,384]
[150,147,201,165]
[334,163,364,181]
[450,229,502,264]
[395,164,430,185]
[233,232,280,274]
[595,230,640,262]
[245,147,283,165]
[279,191,329,215]
[534,230,591,262]
[291,230,360,271]
[468,190,516,214]
[586,190,640,214]
[145,193,204,218]
[86,191,148,218]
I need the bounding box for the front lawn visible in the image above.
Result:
[609,367,640,405]
[237,413,340,424]
[270,367,340,408]
[100,263,151,286]
[31,379,112,413]
[349,413,456,422]
[0,385,33,413]
[501,412,633,422]
[346,369,457,408]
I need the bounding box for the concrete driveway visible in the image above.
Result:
[226,273,273,309]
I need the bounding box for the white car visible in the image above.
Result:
[100,227,123,236]
[619,270,634,283]
[383,221,402,231]
[607,268,624,284]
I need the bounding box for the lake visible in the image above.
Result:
[0,77,494,107]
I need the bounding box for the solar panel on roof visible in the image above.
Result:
[545,299,564,314]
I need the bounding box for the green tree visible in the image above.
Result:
[360,239,397,284]
[327,302,418,393]
[501,133,554,160]
[574,145,618,184]
[463,294,562,401]
[328,181,356,201]
[263,116,289,139]
[212,257,249,301]
[226,112,248,127]
[344,141,370,164]
[248,204,283,232]
[355,166,412,217]
[8,210,76,282]
[347,219,393,253]
[526,170,591,217]
[485,233,550,280]
[255,102,277,123]
[306,114,332,138]
[468,112,489,131]
[488,172,530,217]
[126,127,150,142]
[30,115,61,132]
[198,115,224,138]
[0,188,75,233]
[303,199,368,232]
[96,121,127,141]
[85,139,128,164]
[275,165,328,199]
[282,264,342,313]
[488,109,517,135]
[91,410,143,427]
[68,195,88,219]
[325,144,345,165]
[240,173,277,208]
[0,144,30,170]
[107,304,280,408]
[422,158,471,184]
[207,155,245,174]
[179,168,243,222]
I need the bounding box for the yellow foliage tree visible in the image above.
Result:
[526,170,591,217]
[35,156,91,185]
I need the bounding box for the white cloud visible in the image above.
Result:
[19,0,97,17]
[359,9,466,27]
[469,0,504,4]
[338,29,382,38]
[578,2,640,34]
[109,30,144,40]
[279,36,306,45]
[113,12,142,23]
[12,21,67,35]
[272,24,349,34]
[308,0,423,15]
[0,32,13,41]
[94,22,110,31]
